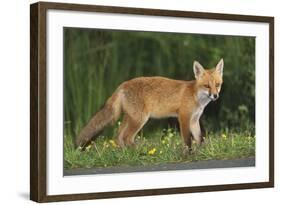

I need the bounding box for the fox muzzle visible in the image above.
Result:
[209,93,219,101]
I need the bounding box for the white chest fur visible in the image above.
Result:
[190,106,204,124]
[189,90,211,143]
[192,90,211,121]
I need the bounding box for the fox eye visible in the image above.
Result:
[216,83,220,87]
[204,84,210,88]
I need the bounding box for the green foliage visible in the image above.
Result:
[64,28,255,138]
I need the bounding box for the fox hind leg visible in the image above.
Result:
[125,115,148,146]
[117,114,148,147]
[117,115,129,147]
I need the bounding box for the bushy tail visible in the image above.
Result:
[76,90,122,147]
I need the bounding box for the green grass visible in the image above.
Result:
[64,127,255,170]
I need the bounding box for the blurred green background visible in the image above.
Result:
[63,28,255,139]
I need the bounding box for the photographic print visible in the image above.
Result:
[30,2,274,202]
[63,29,256,175]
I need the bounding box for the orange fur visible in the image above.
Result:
[76,59,224,151]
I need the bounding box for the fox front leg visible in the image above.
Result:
[190,118,204,145]
[178,112,192,154]
[199,119,206,143]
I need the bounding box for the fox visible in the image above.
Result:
[76,59,224,152]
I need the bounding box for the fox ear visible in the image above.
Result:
[193,61,205,79]
[215,58,224,76]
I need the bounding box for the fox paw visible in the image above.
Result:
[182,146,192,155]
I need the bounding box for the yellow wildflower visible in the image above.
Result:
[103,141,109,148]
[222,134,227,139]
[85,144,92,151]
[148,148,157,155]
[109,140,118,147]
[168,133,173,138]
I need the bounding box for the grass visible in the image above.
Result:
[64,127,255,170]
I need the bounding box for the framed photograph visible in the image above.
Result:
[30,1,274,202]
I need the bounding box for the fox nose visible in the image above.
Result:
[209,93,219,101]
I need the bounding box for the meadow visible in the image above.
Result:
[63,28,255,170]
[64,126,255,169]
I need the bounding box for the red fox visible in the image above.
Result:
[76,59,224,151]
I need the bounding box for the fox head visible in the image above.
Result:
[193,59,224,101]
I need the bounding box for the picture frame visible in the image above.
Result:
[30,1,274,202]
